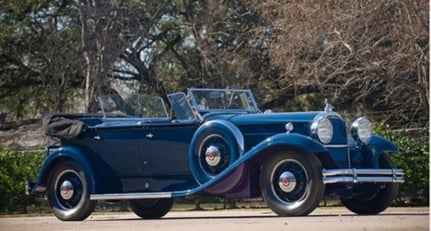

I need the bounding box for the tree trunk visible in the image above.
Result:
[76,0,92,112]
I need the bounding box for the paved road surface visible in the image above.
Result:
[0,207,428,231]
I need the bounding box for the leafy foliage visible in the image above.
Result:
[374,124,429,205]
[0,147,45,213]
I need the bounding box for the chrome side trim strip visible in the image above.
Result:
[322,168,405,184]
[90,192,172,200]
[323,144,349,148]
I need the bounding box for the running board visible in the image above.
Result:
[91,192,173,200]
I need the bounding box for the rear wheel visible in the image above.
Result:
[340,153,399,214]
[260,151,324,216]
[129,198,173,219]
[47,161,96,221]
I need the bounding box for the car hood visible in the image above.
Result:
[203,111,322,125]
[201,111,325,145]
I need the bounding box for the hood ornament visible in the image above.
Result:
[324,98,334,112]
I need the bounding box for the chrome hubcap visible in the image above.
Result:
[59,180,74,200]
[205,145,221,166]
[278,171,297,193]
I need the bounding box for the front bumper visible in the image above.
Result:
[322,168,404,184]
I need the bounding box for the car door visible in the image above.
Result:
[135,92,200,191]
[93,126,149,177]
[143,121,198,177]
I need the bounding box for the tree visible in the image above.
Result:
[1,0,427,130]
[73,0,152,111]
[179,0,275,94]
[112,0,185,97]
[0,0,182,115]
[112,0,271,97]
[251,0,429,128]
[0,0,83,118]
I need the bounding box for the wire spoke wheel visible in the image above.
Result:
[47,161,95,221]
[260,151,324,216]
[271,159,309,208]
[198,134,231,176]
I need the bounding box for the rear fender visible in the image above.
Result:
[32,146,96,194]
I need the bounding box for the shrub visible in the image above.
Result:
[0,147,45,213]
[374,124,429,205]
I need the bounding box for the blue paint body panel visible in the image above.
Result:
[31,89,401,201]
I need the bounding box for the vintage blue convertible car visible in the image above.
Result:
[28,88,404,221]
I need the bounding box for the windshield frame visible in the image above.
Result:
[187,88,260,113]
[167,92,197,121]
[97,94,170,120]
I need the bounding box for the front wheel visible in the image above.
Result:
[47,161,96,221]
[260,150,324,216]
[129,198,173,219]
[340,153,399,214]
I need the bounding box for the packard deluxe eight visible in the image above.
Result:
[28,88,404,221]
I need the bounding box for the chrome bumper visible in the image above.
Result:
[322,168,405,184]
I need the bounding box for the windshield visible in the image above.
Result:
[97,94,169,119]
[188,88,259,112]
[168,92,196,120]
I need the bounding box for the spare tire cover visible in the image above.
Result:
[189,120,244,184]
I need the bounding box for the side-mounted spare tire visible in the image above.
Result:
[189,120,244,184]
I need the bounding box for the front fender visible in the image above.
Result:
[216,132,327,176]
[236,133,328,167]
[349,135,397,153]
[348,135,397,168]
[254,133,328,154]
[368,135,398,153]
[32,145,96,194]
[174,132,327,196]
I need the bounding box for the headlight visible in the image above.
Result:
[312,117,333,144]
[351,117,372,144]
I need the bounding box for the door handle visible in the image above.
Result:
[94,135,102,140]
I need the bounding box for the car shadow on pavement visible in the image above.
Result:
[89,211,429,222]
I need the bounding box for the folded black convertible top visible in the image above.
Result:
[42,113,89,139]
